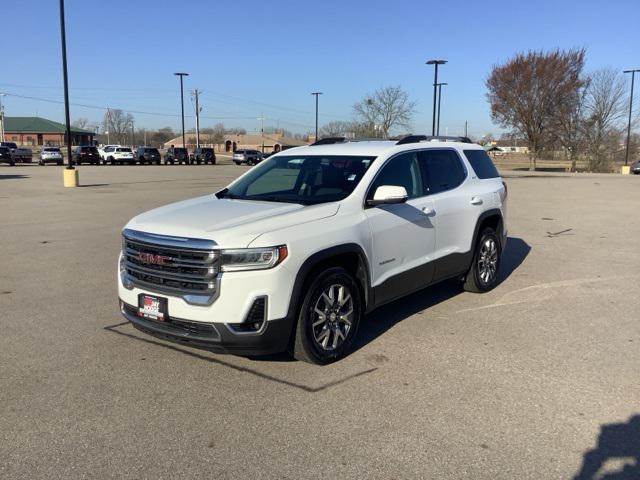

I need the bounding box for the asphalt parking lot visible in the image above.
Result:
[1,164,639,479]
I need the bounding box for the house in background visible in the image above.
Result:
[1,117,96,146]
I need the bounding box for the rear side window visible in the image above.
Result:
[464,149,500,179]
[420,149,466,195]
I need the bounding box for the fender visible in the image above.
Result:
[286,243,373,320]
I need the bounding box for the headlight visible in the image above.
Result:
[221,246,288,272]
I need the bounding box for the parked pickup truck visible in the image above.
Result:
[0,142,33,163]
[0,146,14,165]
[118,135,508,364]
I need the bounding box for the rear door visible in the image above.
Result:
[364,151,436,305]
[419,148,486,279]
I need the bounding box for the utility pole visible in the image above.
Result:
[311,92,322,141]
[131,117,135,147]
[143,128,147,146]
[174,72,189,148]
[436,82,447,136]
[623,69,639,167]
[464,120,468,138]
[0,93,6,142]
[426,59,447,136]
[192,89,202,149]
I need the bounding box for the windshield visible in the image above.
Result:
[220,155,375,205]
[43,148,60,152]
[117,148,132,152]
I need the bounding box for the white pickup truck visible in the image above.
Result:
[0,142,33,163]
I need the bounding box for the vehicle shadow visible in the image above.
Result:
[0,174,29,179]
[574,415,640,479]
[354,236,530,352]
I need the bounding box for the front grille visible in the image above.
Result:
[122,229,219,302]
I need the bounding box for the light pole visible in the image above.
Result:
[174,72,189,148]
[426,59,447,136]
[436,82,448,136]
[623,69,639,167]
[311,92,322,141]
[58,0,74,172]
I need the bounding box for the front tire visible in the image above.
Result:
[292,267,362,364]
[464,227,501,293]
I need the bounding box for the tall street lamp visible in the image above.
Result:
[426,59,447,136]
[436,82,448,136]
[311,92,322,141]
[623,69,639,167]
[174,72,189,148]
[58,0,78,187]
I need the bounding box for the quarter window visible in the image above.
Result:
[367,152,424,201]
[420,149,466,194]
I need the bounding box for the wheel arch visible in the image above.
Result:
[286,243,372,321]
[472,209,504,250]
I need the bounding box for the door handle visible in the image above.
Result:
[470,197,483,206]
[421,206,435,216]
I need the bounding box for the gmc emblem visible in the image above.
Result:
[138,252,169,266]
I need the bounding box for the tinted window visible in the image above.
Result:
[116,148,132,152]
[420,149,466,195]
[223,155,375,205]
[367,151,424,201]
[81,146,98,153]
[464,149,499,179]
[144,148,159,154]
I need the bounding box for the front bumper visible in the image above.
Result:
[120,300,293,355]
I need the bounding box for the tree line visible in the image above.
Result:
[487,49,636,171]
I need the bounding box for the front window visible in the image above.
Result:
[220,155,375,205]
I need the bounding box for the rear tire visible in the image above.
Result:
[292,267,362,364]
[464,227,501,293]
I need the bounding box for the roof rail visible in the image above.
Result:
[310,137,345,146]
[396,135,473,145]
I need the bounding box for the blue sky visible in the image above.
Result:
[2,0,638,137]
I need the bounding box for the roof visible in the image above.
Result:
[286,139,483,157]
[3,117,95,135]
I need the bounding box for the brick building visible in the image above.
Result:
[163,132,307,153]
[1,117,95,146]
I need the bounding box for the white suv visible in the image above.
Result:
[103,146,134,165]
[118,136,507,364]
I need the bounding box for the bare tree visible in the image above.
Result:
[554,77,590,171]
[582,68,627,172]
[353,86,416,138]
[103,109,134,145]
[149,127,175,147]
[486,49,586,169]
[319,121,355,138]
[72,117,90,129]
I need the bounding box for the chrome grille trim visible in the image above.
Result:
[122,228,220,306]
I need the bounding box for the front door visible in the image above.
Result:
[364,151,436,306]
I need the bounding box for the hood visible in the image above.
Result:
[126,195,340,247]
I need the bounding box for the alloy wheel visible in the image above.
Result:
[311,283,354,351]
[478,238,498,284]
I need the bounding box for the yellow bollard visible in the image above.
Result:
[63,168,79,187]
[621,165,631,175]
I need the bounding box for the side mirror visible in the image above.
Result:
[367,185,409,206]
